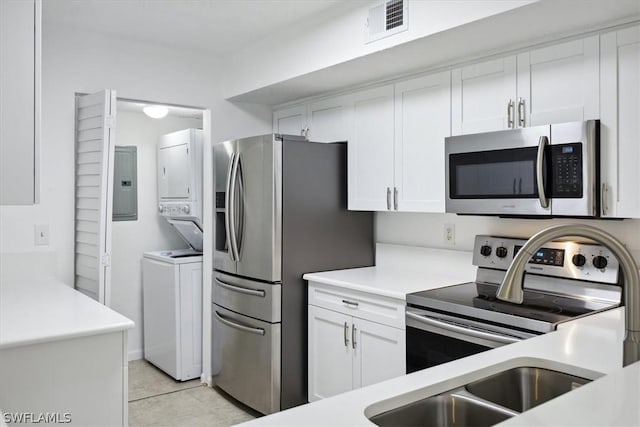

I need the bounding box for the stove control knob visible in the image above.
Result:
[183,205,190,214]
[593,256,608,269]
[480,245,492,257]
[572,254,586,267]
[496,246,508,258]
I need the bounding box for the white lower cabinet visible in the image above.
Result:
[308,306,354,401]
[307,284,406,402]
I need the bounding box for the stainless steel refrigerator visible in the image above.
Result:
[212,134,374,414]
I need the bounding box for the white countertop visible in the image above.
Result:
[241,243,638,426]
[0,278,134,349]
[304,245,476,300]
[239,307,636,426]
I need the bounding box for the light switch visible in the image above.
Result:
[34,224,49,246]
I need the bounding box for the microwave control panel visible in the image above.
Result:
[549,143,582,198]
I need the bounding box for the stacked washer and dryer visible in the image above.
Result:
[142,128,204,381]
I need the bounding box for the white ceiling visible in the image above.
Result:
[44,0,357,56]
[117,100,204,120]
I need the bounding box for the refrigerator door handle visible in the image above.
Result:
[234,155,245,261]
[225,152,237,261]
[214,311,265,336]
[215,278,266,297]
[228,152,241,262]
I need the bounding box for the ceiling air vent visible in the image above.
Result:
[366,0,408,44]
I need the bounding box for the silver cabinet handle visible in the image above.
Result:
[344,322,349,347]
[406,312,520,344]
[507,99,515,128]
[518,97,526,127]
[393,187,398,210]
[536,135,550,209]
[342,299,359,308]
[602,183,609,216]
[352,324,357,349]
[215,311,265,336]
[215,278,265,297]
[386,187,391,210]
[224,152,236,261]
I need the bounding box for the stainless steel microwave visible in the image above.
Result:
[445,120,600,217]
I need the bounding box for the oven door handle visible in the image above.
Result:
[406,312,521,345]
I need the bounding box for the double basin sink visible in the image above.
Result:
[369,367,593,427]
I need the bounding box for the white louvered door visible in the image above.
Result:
[74,90,116,305]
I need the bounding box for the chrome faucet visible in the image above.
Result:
[497,224,640,366]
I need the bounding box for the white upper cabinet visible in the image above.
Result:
[452,56,517,135]
[0,0,41,205]
[517,36,600,127]
[273,95,351,142]
[600,25,640,218]
[273,105,307,137]
[452,35,599,135]
[394,72,451,212]
[307,95,351,142]
[348,85,395,211]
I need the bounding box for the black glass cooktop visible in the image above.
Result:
[406,282,616,333]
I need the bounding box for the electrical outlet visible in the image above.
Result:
[444,223,455,246]
[34,224,49,246]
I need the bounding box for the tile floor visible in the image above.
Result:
[128,360,259,427]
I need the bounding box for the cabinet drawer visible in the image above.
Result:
[212,304,280,415]
[308,281,405,329]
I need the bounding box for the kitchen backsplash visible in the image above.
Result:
[376,213,640,264]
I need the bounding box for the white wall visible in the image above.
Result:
[376,213,640,263]
[223,0,535,98]
[110,109,201,360]
[0,20,271,285]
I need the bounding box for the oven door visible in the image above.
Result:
[446,125,552,216]
[406,308,534,374]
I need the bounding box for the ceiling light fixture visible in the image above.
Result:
[143,105,169,119]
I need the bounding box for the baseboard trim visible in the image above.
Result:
[128,349,143,361]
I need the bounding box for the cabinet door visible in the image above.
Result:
[348,85,395,211]
[601,26,640,218]
[451,56,517,135]
[273,105,306,137]
[307,95,351,142]
[0,0,40,205]
[352,318,405,389]
[308,306,353,402]
[394,71,450,212]
[517,36,599,127]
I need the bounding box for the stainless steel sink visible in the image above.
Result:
[367,366,594,427]
[465,367,591,412]
[369,394,514,427]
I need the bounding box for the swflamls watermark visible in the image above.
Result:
[2,412,71,424]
